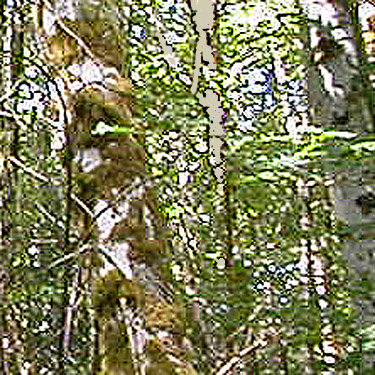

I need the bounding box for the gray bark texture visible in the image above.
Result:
[304,0,375,369]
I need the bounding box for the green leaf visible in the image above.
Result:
[112,126,133,135]
[350,141,375,152]
[296,144,323,159]
[319,131,357,141]
[258,171,278,181]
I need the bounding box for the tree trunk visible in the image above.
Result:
[304,0,375,369]
[40,1,199,373]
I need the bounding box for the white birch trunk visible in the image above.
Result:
[303,0,375,368]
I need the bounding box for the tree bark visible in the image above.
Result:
[304,0,375,369]
[40,1,200,373]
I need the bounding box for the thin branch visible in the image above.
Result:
[7,156,94,219]
[49,244,91,269]
[216,332,281,375]
[63,266,81,353]
[0,111,13,118]
[0,109,27,130]
[35,202,64,228]
[215,343,262,375]
[40,0,94,60]
[55,19,95,60]
[8,155,49,183]
[49,180,146,270]
[150,9,193,88]
[70,193,93,218]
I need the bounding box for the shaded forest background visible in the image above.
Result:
[1,0,375,374]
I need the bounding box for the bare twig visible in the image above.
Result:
[35,202,64,228]
[40,0,94,60]
[215,343,263,375]
[49,179,146,270]
[55,19,95,60]
[7,156,94,219]
[49,244,91,269]
[149,10,192,88]
[63,266,81,353]
[0,109,27,130]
